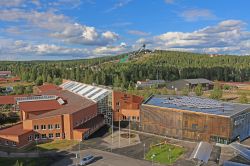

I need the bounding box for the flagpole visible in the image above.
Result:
[119,113,121,148]
[129,117,131,145]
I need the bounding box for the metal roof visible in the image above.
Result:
[223,161,249,166]
[184,78,213,84]
[60,81,111,102]
[190,141,212,163]
[143,95,250,117]
[230,143,250,161]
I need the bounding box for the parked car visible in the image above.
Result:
[80,154,94,165]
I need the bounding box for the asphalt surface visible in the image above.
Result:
[52,148,162,166]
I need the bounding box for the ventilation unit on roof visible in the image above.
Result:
[57,98,65,105]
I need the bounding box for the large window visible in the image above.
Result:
[28,135,32,141]
[34,134,40,140]
[48,124,53,130]
[41,125,46,130]
[192,124,198,130]
[116,102,120,106]
[55,124,60,129]
[48,133,53,139]
[55,133,60,138]
[12,142,16,146]
[33,125,39,130]
[41,134,46,139]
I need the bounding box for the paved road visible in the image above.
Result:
[52,149,162,166]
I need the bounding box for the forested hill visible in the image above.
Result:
[1,50,250,88]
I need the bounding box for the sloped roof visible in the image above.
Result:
[223,161,249,166]
[19,100,62,112]
[0,95,28,105]
[30,90,96,119]
[0,123,32,136]
[37,84,61,93]
[60,81,112,102]
[184,78,213,84]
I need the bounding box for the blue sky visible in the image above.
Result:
[0,0,250,60]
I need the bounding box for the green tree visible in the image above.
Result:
[194,84,203,96]
[35,76,43,86]
[53,78,62,85]
[210,83,223,99]
[47,75,53,83]
[181,87,189,96]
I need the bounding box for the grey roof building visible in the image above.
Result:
[136,79,166,88]
[140,95,250,144]
[167,78,213,91]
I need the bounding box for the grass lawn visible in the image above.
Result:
[145,144,184,165]
[0,157,56,166]
[24,140,78,152]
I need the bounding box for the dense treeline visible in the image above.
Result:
[1,50,250,89]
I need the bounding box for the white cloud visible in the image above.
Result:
[180,9,217,22]
[0,0,24,7]
[137,20,250,55]
[0,9,119,46]
[105,0,132,12]
[93,43,130,56]
[127,30,150,36]
[0,39,91,59]
[49,0,82,9]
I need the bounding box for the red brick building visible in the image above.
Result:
[0,81,143,148]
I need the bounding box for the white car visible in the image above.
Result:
[80,155,94,165]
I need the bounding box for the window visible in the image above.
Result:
[204,125,208,129]
[116,102,120,106]
[33,125,39,130]
[55,124,60,129]
[48,124,53,130]
[28,135,32,141]
[192,124,198,130]
[184,121,188,128]
[41,125,46,130]
[12,142,16,146]
[48,133,53,138]
[56,133,60,138]
[41,134,46,139]
[5,141,9,145]
[116,109,120,112]
[34,134,40,140]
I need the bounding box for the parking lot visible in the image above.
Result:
[52,148,160,166]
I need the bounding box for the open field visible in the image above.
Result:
[0,157,57,166]
[145,143,184,165]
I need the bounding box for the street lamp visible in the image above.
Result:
[143,143,146,159]
[78,139,81,165]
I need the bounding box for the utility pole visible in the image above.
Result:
[79,139,81,165]
[111,112,113,152]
